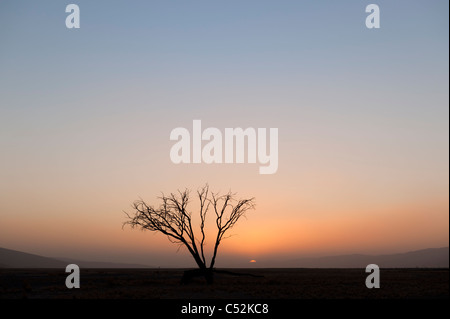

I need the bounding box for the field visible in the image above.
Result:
[0,268,448,299]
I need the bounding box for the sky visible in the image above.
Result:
[0,0,448,267]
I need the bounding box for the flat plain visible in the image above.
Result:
[0,268,448,299]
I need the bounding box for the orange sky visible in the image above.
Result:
[0,175,447,266]
[0,127,448,266]
[0,1,448,267]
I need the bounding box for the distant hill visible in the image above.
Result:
[58,258,150,269]
[279,247,449,268]
[0,247,150,268]
[0,247,66,268]
[1,246,448,268]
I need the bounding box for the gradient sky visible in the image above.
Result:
[0,0,448,267]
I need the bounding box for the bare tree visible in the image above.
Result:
[123,184,255,284]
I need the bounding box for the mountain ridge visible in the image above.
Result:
[0,246,448,268]
[0,247,150,268]
[271,247,449,268]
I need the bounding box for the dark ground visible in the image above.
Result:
[0,268,448,299]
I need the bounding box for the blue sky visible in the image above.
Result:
[0,1,448,266]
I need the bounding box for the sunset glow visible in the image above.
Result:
[0,1,448,268]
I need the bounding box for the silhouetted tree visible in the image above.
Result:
[123,184,255,284]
